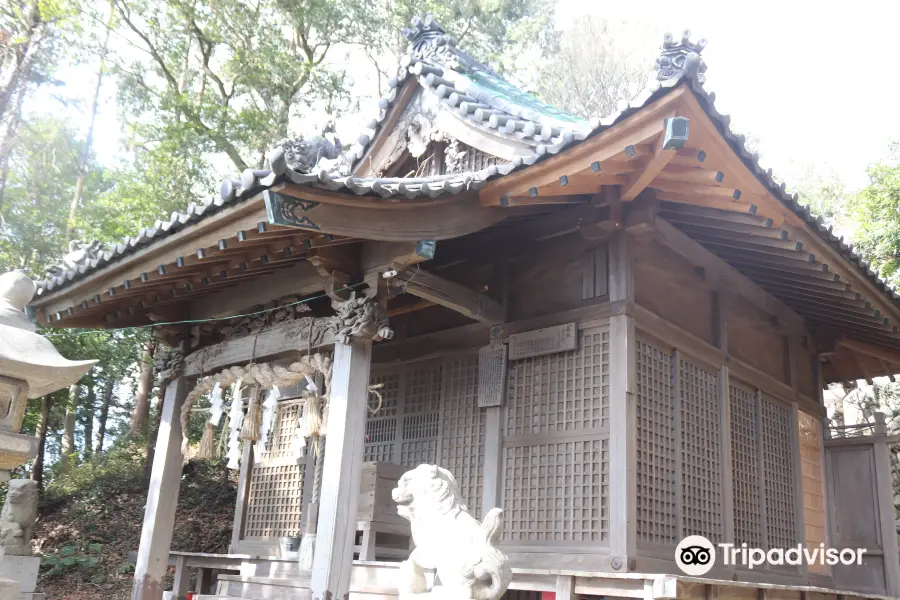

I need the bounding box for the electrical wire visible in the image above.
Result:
[42,281,367,338]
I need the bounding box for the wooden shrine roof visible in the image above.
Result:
[29,20,900,383]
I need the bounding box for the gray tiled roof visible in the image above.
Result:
[37,22,900,313]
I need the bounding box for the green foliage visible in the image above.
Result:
[0,116,107,275]
[41,540,103,578]
[848,159,900,287]
[41,440,145,506]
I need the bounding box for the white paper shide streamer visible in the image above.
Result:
[226,380,244,470]
[209,382,224,426]
[256,386,279,463]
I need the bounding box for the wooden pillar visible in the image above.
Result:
[872,438,900,596]
[310,340,373,600]
[789,403,807,579]
[131,373,189,600]
[230,441,254,552]
[608,231,636,565]
[482,406,503,515]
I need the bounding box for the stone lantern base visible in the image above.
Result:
[0,555,42,599]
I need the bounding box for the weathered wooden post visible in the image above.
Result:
[310,292,391,600]
[608,230,637,569]
[131,344,187,600]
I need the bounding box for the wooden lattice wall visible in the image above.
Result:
[365,354,486,517]
[501,327,611,546]
[635,334,801,560]
[245,402,307,539]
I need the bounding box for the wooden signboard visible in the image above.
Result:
[478,345,507,408]
[508,323,578,360]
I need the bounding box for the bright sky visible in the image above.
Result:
[36,0,900,192]
[554,0,900,189]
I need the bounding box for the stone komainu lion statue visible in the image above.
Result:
[0,479,38,556]
[392,464,511,600]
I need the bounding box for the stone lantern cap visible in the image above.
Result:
[0,271,96,398]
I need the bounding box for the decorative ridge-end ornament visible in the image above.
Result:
[393,464,511,600]
[401,14,490,75]
[402,14,449,53]
[656,30,708,85]
[330,292,393,345]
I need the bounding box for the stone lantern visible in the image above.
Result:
[0,271,97,600]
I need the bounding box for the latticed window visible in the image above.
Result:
[245,402,305,539]
[635,337,799,553]
[501,327,610,544]
[366,355,486,516]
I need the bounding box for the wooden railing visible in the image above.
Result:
[824,411,888,438]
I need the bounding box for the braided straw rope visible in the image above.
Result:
[180,352,332,455]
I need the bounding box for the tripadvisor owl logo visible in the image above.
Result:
[675,535,716,576]
[675,535,868,575]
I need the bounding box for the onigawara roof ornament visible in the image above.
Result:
[402,14,486,74]
[45,240,106,278]
[270,121,343,176]
[656,30,708,85]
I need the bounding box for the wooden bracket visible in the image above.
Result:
[396,268,505,324]
[620,122,685,201]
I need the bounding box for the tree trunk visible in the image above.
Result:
[0,85,28,210]
[94,378,114,454]
[59,384,79,472]
[81,383,95,461]
[65,5,112,242]
[0,0,39,126]
[31,396,51,489]
[131,341,156,437]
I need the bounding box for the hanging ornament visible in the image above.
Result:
[197,422,216,460]
[292,410,309,460]
[209,382,224,426]
[241,390,262,442]
[258,387,279,455]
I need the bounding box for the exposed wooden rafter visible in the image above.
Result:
[395,268,504,323]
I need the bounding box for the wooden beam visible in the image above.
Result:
[310,340,372,600]
[879,359,896,382]
[183,318,338,377]
[398,268,505,323]
[132,369,189,600]
[680,90,900,329]
[352,80,419,177]
[477,88,684,204]
[621,133,679,201]
[361,241,432,277]
[187,261,323,321]
[268,186,509,242]
[836,338,900,367]
[850,350,874,385]
[651,216,804,331]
